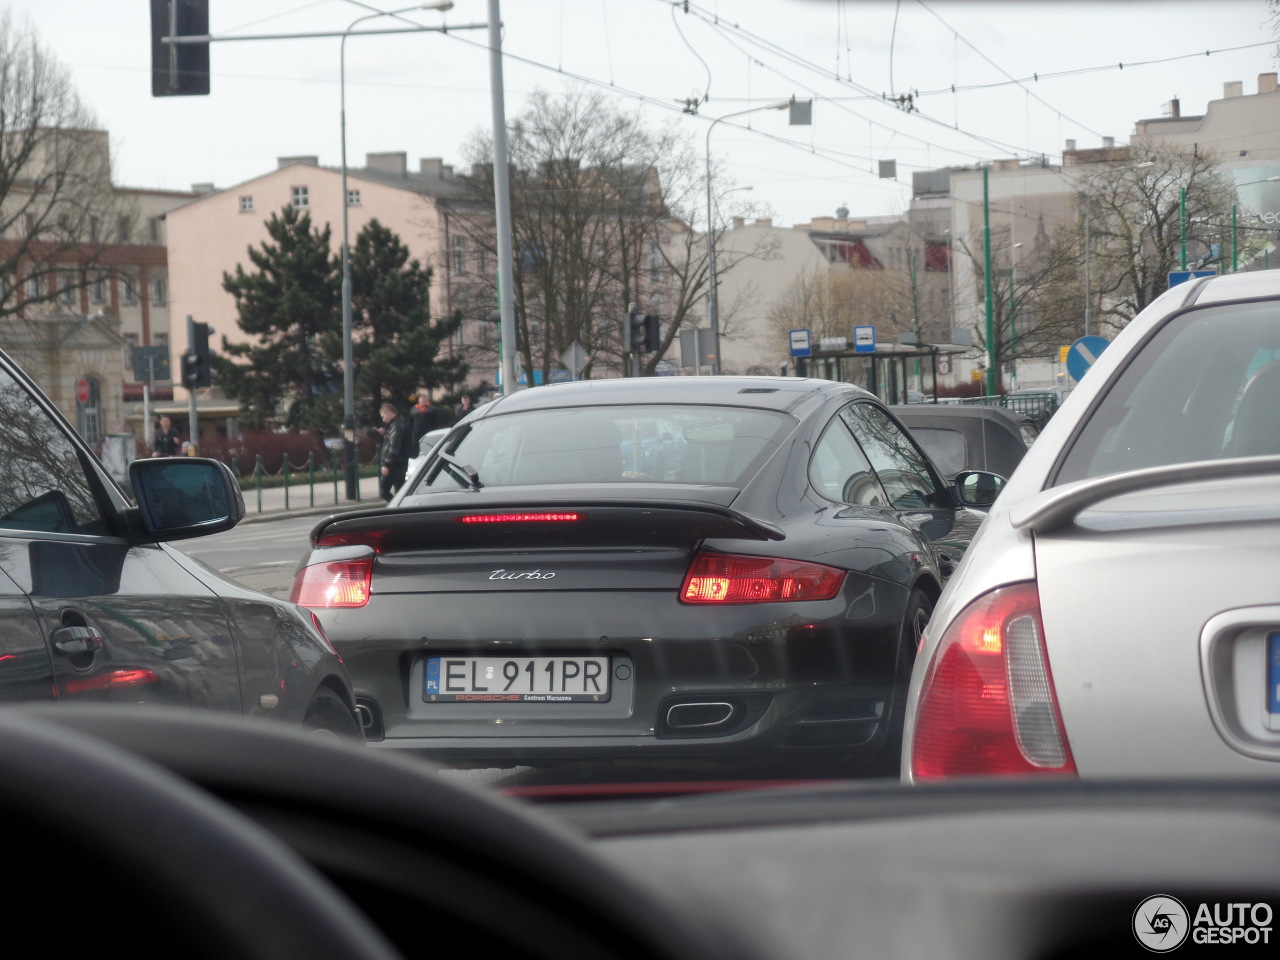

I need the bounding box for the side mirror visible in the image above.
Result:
[128,458,245,542]
[955,470,1007,509]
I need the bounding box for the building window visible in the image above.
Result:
[291,185,309,209]
[25,274,40,299]
[347,189,361,206]
[22,213,35,237]
[452,236,465,274]
[151,278,166,306]
[475,244,487,276]
[148,217,161,244]
[89,216,100,242]
[648,241,663,283]
[117,215,131,243]
[122,275,137,305]
[154,331,168,347]
[123,332,139,365]
[240,195,254,213]
[90,275,106,304]
[59,273,75,305]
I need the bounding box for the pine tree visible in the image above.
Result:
[218,206,342,431]
[349,219,466,419]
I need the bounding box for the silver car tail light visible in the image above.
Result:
[911,582,1076,779]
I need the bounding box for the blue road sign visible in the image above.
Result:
[1168,269,1217,287]
[853,325,876,354]
[1066,335,1110,383]
[789,328,812,357]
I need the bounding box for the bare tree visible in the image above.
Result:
[954,226,1083,390]
[0,13,130,324]
[449,89,767,381]
[1077,143,1236,329]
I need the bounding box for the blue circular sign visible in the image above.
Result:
[1066,335,1110,383]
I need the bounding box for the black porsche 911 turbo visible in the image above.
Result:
[291,376,993,772]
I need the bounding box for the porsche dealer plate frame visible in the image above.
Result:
[424,655,611,703]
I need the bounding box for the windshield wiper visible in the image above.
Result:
[437,449,482,490]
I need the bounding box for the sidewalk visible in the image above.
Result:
[237,472,388,524]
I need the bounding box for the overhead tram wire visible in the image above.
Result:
[673,7,998,168]
[913,0,1106,140]
[672,1,1047,163]
[703,39,1276,103]
[422,20,907,187]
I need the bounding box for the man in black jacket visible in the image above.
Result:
[409,389,440,449]
[379,403,409,501]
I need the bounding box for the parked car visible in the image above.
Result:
[904,270,1280,781]
[0,348,359,735]
[891,404,1031,507]
[291,376,998,771]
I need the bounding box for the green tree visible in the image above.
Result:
[349,219,466,419]
[218,206,341,431]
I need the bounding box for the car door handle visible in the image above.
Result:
[51,626,104,656]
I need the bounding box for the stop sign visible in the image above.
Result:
[75,377,91,404]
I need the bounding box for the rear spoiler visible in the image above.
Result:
[310,498,785,552]
[1012,455,1280,535]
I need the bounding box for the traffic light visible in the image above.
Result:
[151,0,211,97]
[182,321,212,389]
[627,308,660,354]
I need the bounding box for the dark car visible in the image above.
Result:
[891,405,1032,507]
[0,348,359,736]
[291,376,997,770]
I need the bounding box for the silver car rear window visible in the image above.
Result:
[1055,300,1280,485]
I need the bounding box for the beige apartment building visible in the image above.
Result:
[164,153,470,436]
[705,212,950,384]
[0,127,194,448]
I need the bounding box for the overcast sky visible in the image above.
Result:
[9,0,1279,225]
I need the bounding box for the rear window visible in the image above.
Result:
[412,405,795,492]
[1056,300,1280,485]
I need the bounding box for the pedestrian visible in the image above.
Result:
[454,393,475,423]
[408,389,440,450]
[153,415,180,457]
[379,402,410,502]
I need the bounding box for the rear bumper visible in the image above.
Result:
[324,577,909,764]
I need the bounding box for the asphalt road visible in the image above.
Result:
[173,513,318,599]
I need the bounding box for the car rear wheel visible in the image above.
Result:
[304,686,363,740]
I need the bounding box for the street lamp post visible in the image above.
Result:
[339,2,453,499]
[705,101,793,375]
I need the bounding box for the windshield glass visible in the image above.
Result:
[412,405,794,491]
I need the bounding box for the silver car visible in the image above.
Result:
[904,269,1280,781]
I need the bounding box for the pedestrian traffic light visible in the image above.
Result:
[182,321,212,388]
[627,308,660,354]
[151,0,211,97]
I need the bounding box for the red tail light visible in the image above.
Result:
[910,582,1075,779]
[291,559,374,609]
[680,552,844,604]
[315,530,389,551]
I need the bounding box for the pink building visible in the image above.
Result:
[165,153,476,431]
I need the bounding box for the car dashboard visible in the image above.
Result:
[9,706,1278,960]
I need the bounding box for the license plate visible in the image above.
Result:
[425,656,611,703]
